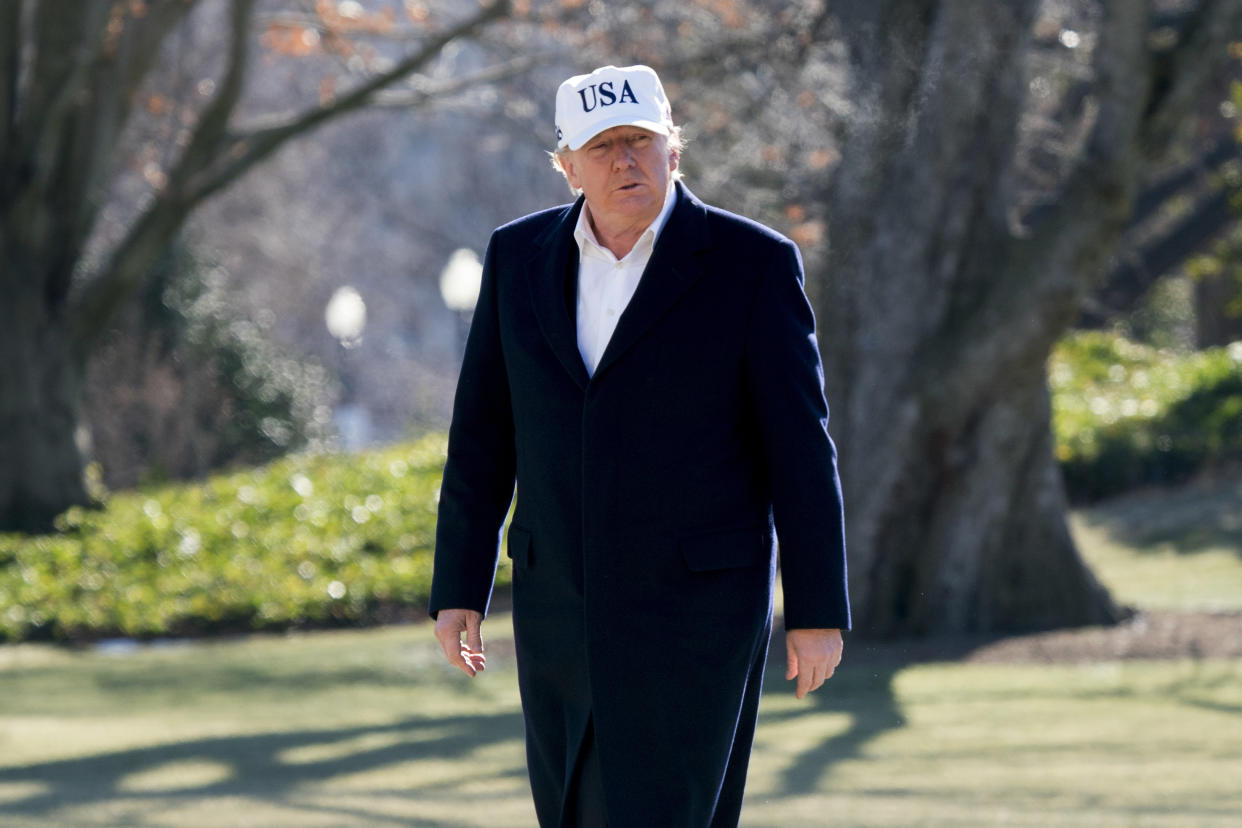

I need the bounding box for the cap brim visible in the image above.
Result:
[562,115,671,151]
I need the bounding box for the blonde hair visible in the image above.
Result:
[549,125,685,196]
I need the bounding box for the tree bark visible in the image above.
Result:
[819,0,1241,635]
[1080,137,1240,327]
[0,258,89,532]
[1194,266,1242,346]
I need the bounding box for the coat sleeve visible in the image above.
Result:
[743,238,851,631]
[428,234,517,619]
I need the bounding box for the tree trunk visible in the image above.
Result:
[1194,265,1242,347]
[815,0,1242,635]
[842,369,1118,636]
[0,260,89,532]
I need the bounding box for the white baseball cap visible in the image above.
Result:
[555,64,673,151]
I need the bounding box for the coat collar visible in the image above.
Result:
[527,181,710,390]
[527,197,590,390]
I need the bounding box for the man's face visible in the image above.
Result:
[561,126,678,231]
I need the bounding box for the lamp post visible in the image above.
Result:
[325,285,368,449]
[439,248,483,360]
[325,285,367,349]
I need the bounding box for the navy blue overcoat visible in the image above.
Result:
[430,183,850,827]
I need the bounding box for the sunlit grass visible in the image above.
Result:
[1071,473,1242,611]
[746,659,1242,827]
[0,621,533,826]
[2,614,1241,825]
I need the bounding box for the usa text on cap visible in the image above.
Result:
[555,64,673,151]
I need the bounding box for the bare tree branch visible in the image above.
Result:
[66,1,202,250]
[1130,133,1240,223]
[23,1,194,172]
[15,1,196,245]
[169,0,256,200]
[1139,0,1242,155]
[70,0,513,346]
[368,52,540,108]
[254,10,440,41]
[70,0,257,346]
[0,0,20,159]
[22,1,99,143]
[22,3,113,197]
[1080,134,1242,324]
[184,0,511,206]
[112,1,205,113]
[1083,185,1234,324]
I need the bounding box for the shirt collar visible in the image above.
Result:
[573,182,678,263]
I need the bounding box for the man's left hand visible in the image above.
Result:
[785,628,843,699]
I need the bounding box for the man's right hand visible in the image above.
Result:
[434,608,486,677]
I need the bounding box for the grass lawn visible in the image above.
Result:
[1071,473,1242,611]
[2,479,1241,826]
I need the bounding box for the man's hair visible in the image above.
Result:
[548,125,685,196]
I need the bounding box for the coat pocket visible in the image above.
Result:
[679,526,768,572]
[506,525,533,569]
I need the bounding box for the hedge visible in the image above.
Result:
[1051,331,1242,502]
[0,434,508,643]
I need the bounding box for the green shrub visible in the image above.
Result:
[0,434,504,644]
[85,241,335,490]
[1051,331,1242,501]
[170,255,336,464]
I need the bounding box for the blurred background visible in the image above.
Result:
[2,0,1242,824]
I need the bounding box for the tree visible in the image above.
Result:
[817,0,1242,635]
[567,0,1241,634]
[1190,226,1242,346]
[0,0,511,531]
[1081,134,1241,329]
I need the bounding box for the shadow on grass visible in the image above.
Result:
[760,657,904,796]
[757,630,1037,798]
[754,630,993,798]
[0,710,526,826]
[1076,474,1242,557]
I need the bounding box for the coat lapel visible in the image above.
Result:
[593,183,710,379]
[527,197,591,391]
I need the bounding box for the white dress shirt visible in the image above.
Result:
[574,185,678,377]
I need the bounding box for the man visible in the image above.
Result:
[430,64,849,827]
